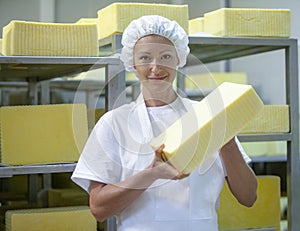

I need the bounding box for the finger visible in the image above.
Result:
[161,152,168,162]
[156,144,165,153]
[155,144,166,161]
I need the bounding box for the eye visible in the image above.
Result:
[139,55,152,62]
[161,54,172,60]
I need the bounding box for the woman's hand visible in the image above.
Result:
[149,144,189,180]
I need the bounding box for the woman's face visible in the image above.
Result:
[133,35,179,87]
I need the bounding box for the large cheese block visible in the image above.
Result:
[0,104,88,165]
[76,18,98,24]
[204,8,290,37]
[87,108,106,132]
[97,3,189,40]
[150,82,264,174]
[185,72,247,90]
[240,105,289,133]
[48,188,89,207]
[0,38,2,54]
[218,175,281,231]
[241,141,286,157]
[5,206,97,231]
[188,17,205,35]
[2,20,99,56]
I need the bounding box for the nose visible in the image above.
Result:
[149,59,161,74]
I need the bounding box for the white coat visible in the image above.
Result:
[71,94,250,231]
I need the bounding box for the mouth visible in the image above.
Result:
[147,76,167,81]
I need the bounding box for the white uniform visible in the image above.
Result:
[71,94,250,231]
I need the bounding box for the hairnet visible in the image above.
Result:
[120,15,190,72]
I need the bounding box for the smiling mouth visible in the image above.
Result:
[147,76,167,81]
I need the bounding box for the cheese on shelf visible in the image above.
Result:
[240,105,289,133]
[185,72,247,90]
[0,38,2,54]
[97,3,189,40]
[2,20,99,56]
[76,18,98,24]
[204,8,290,37]
[188,17,205,35]
[5,206,97,231]
[87,108,106,132]
[0,104,88,165]
[218,176,281,231]
[48,188,89,207]
[150,82,264,174]
[241,141,286,157]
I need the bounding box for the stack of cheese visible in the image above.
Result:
[0,104,88,165]
[189,8,290,37]
[5,206,97,231]
[2,20,99,56]
[150,82,264,174]
[97,2,189,40]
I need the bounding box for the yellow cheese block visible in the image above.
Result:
[5,206,97,231]
[218,175,281,231]
[240,105,289,133]
[48,188,89,207]
[150,82,264,174]
[97,3,189,40]
[76,18,98,24]
[204,8,290,37]
[185,72,247,90]
[2,20,99,56]
[188,17,205,35]
[87,108,106,132]
[0,104,88,165]
[241,141,286,157]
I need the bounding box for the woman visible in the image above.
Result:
[71,15,257,231]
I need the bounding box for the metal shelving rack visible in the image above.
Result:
[99,34,300,231]
[0,36,298,231]
[0,55,125,203]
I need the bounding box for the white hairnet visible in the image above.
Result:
[120,15,190,72]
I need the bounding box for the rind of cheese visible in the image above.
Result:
[204,8,290,37]
[0,104,88,165]
[97,3,189,40]
[188,17,205,35]
[240,105,289,133]
[2,20,99,56]
[5,206,97,231]
[185,72,247,90]
[150,82,264,174]
[218,176,281,231]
